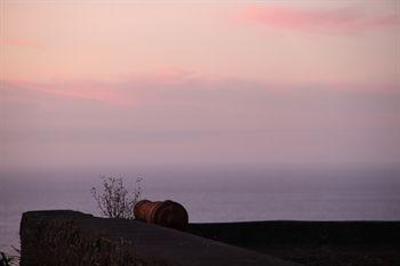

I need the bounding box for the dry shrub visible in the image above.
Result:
[91,176,142,219]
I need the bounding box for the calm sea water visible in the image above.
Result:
[1,165,400,254]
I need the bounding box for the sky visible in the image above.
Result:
[1,0,399,172]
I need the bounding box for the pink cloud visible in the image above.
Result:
[0,69,200,108]
[240,6,399,33]
[1,79,131,106]
[2,69,397,111]
[0,38,43,49]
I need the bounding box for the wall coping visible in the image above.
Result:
[20,210,301,266]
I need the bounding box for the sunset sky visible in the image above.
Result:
[1,0,399,171]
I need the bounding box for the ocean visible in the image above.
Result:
[1,165,400,254]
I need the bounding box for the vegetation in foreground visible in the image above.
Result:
[91,176,143,219]
[0,248,20,266]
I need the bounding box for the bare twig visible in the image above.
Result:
[91,176,143,219]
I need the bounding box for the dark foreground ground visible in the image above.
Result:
[247,244,399,266]
[188,221,400,266]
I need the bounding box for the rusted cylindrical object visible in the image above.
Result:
[134,199,189,230]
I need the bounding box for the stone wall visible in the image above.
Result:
[20,210,300,266]
[189,220,400,247]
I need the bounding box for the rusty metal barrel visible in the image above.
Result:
[134,199,189,231]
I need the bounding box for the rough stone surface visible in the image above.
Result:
[20,210,301,266]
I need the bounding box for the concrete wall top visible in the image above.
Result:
[20,210,301,266]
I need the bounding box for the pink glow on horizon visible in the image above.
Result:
[241,6,400,33]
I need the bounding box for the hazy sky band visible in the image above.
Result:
[1,1,399,170]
